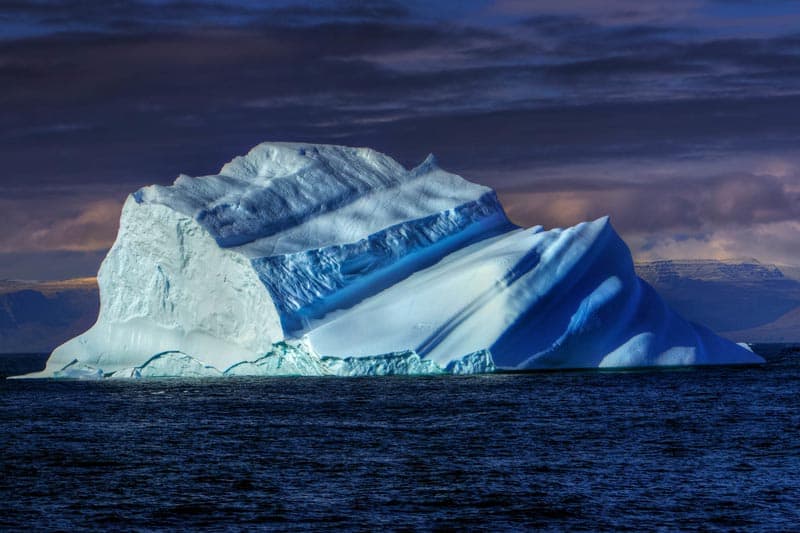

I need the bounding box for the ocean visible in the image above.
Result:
[1,345,799,530]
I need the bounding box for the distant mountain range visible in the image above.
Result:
[0,278,98,353]
[636,259,800,342]
[1,258,798,354]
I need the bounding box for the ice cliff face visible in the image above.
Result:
[35,142,763,378]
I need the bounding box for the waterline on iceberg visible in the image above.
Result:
[53,344,498,379]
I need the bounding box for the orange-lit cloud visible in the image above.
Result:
[0,197,123,253]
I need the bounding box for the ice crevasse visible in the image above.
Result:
[31,142,763,378]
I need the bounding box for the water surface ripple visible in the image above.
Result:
[1,345,799,530]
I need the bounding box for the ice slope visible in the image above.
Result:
[32,142,763,378]
[306,217,760,369]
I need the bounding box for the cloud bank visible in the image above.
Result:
[2,0,800,277]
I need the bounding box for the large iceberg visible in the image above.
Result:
[33,142,763,378]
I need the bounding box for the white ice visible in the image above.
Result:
[27,142,763,378]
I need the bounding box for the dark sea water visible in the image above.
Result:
[1,346,799,531]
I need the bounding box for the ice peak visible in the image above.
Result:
[133,142,497,250]
[217,142,407,182]
[595,215,611,227]
[412,153,440,175]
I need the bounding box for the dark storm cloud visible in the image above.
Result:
[0,21,496,111]
[520,13,688,54]
[356,96,800,177]
[2,0,800,274]
[0,0,412,37]
[255,2,411,23]
[0,22,514,188]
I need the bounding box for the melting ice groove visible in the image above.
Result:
[28,142,763,378]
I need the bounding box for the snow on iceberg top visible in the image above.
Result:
[134,142,499,257]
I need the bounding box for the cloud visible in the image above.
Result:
[0,0,413,38]
[0,250,106,281]
[499,172,800,231]
[493,148,800,244]
[629,220,800,265]
[2,0,800,276]
[0,197,124,253]
[489,0,705,25]
[498,164,800,265]
[29,199,123,252]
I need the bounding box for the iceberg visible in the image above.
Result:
[31,142,763,378]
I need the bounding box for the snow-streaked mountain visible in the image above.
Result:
[0,278,98,353]
[29,143,762,378]
[637,259,800,342]
[636,259,786,284]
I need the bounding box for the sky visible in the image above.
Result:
[2,0,800,279]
